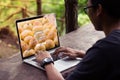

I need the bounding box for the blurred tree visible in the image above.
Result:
[36,0,42,15]
[65,0,78,33]
[0,0,89,36]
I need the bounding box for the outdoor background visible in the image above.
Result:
[0,0,90,59]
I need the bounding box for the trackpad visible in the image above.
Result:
[54,57,82,72]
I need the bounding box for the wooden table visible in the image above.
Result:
[0,24,105,80]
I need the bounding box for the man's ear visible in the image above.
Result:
[96,4,102,16]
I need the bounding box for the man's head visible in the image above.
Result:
[86,0,120,31]
[91,0,120,19]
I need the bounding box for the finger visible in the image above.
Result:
[58,52,66,58]
[62,52,75,59]
[63,52,71,57]
[53,47,68,55]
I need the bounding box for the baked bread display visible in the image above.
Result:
[18,14,59,57]
[20,30,33,40]
[23,23,33,30]
[21,40,29,52]
[24,36,33,44]
[23,49,35,57]
[45,39,55,49]
[34,43,46,52]
[28,37,38,49]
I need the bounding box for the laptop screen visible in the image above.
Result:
[16,13,60,58]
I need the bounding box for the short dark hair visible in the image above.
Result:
[91,0,120,19]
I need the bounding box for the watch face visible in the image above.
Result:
[44,58,52,62]
[41,57,54,68]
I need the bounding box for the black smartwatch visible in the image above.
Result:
[41,57,54,68]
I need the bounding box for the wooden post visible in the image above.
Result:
[64,0,78,33]
[36,0,42,15]
[21,8,28,18]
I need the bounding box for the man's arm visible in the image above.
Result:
[36,51,65,80]
[45,63,64,80]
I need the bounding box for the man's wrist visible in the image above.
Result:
[41,57,54,68]
[76,50,85,58]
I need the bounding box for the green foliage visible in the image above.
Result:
[42,0,65,35]
[77,0,90,26]
[78,14,90,26]
[0,0,90,36]
[78,0,87,13]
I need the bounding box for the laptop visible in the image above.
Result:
[16,13,82,72]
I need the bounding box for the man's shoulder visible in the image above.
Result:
[93,30,120,49]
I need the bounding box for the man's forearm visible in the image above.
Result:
[45,63,65,80]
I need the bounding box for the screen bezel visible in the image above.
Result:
[16,14,60,59]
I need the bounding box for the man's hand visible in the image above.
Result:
[54,46,85,59]
[35,51,51,62]
[35,51,65,80]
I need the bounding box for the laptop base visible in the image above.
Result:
[23,56,82,72]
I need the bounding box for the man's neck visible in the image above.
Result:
[103,22,120,36]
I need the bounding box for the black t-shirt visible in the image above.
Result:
[66,30,120,80]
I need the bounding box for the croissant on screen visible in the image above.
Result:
[20,30,33,40]
[24,36,33,44]
[43,28,50,36]
[34,43,46,52]
[23,23,33,31]
[32,20,42,26]
[32,26,44,33]
[41,17,49,25]
[29,37,38,49]
[18,26,23,34]
[23,49,35,57]
[34,31,46,43]
[21,40,29,52]
[45,39,55,49]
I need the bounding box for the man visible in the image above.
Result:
[36,0,120,80]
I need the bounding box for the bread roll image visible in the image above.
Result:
[29,49,35,55]
[29,37,38,49]
[45,39,55,49]
[21,40,29,52]
[34,31,46,43]
[34,31,43,39]
[32,20,42,26]
[46,23,54,29]
[47,29,56,40]
[23,49,35,57]
[23,50,29,57]
[41,17,49,25]
[20,30,33,40]
[47,31,54,40]
[32,26,44,33]
[38,36,46,43]
[34,43,46,52]
[24,36,33,44]
[54,36,59,46]
[23,23,33,30]
[43,28,50,36]
[18,26,23,33]
[44,13,57,27]
[51,27,57,32]
[42,22,51,29]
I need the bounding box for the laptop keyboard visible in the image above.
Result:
[32,53,59,62]
[51,54,60,61]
